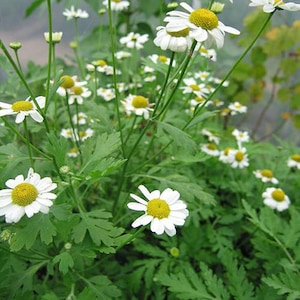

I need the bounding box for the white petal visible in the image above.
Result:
[138,185,153,200]
[15,113,26,123]
[150,218,164,235]
[132,214,152,227]
[5,205,25,223]
[30,111,43,123]
[127,202,146,211]
[129,193,148,205]
[180,2,194,13]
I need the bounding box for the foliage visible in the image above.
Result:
[0,0,300,299]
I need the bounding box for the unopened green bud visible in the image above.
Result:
[210,2,225,14]
[9,42,22,50]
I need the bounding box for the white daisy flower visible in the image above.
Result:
[0,168,57,223]
[63,6,89,20]
[97,87,116,101]
[249,0,300,13]
[219,147,235,164]
[44,32,63,44]
[78,128,94,141]
[127,185,189,237]
[164,2,240,48]
[201,143,220,156]
[67,147,80,158]
[181,78,210,98]
[0,96,45,124]
[115,51,132,60]
[148,54,176,66]
[232,129,250,144]
[190,96,212,108]
[228,147,249,169]
[120,32,149,49]
[228,101,247,115]
[287,154,300,169]
[154,25,193,52]
[60,128,76,140]
[198,46,217,61]
[68,86,92,105]
[102,0,130,11]
[201,129,220,144]
[121,95,154,119]
[72,112,88,125]
[262,187,290,211]
[253,169,279,184]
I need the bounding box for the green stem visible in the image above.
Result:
[107,0,126,157]
[1,117,52,160]
[45,0,53,113]
[155,40,198,120]
[152,51,176,116]
[186,12,274,129]
[23,119,34,168]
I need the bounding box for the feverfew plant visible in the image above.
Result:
[0,0,300,299]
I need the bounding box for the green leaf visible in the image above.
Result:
[219,249,256,300]
[263,270,300,300]
[156,121,197,153]
[10,214,56,251]
[78,275,122,299]
[87,158,126,179]
[53,252,74,275]
[81,132,121,174]
[200,262,230,300]
[44,133,69,166]
[25,0,44,17]
[72,210,119,247]
[156,264,214,300]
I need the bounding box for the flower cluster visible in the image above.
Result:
[154,2,240,52]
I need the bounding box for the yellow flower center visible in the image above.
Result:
[200,46,208,54]
[271,189,285,202]
[158,55,168,63]
[93,59,107,67]
[11,101,33,112]
[131,96,148,108]
[195,96,205,103]
[189,8,218,30]
[60,75,75,89]
[274,0,285,5]
[235,151,244,162]
[189,84,200,91]
[79,131,87,138]
[167,27,190,37]
[207,143,217,150]
[72,86,83,95]
[291,154,300,162]
[261,169,273,178]
[69,147,79,154]
[11,183,38,206]
[223,147,233,155]
[147,198,170,219]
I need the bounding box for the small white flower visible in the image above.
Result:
[181,78,210,98]
[201,143,220,156]
[102,0,130,11]
[67,147,80,158]
[254,169,279,184]
[249,0,300,13]
[0,96,45,124]
[120,32,149,49]
[63,6,89,20]
[78,128,94,141]
[121,95,153,119]
[198,46,217,61]
[228,147,249,168]
[153,25,193,52]
[0,168,57,223]
[164,2,240,48]
[232,129,250,144]
[219,147,235,164]
[201,129,220,144]
[44,32,63,43]
[127,185,189,237]
[72,112,88,125]
[262,187,290,211]
[97,87,116,101]
[228,101,247,115]
[287,154,300,169]
[115,51,132,60]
